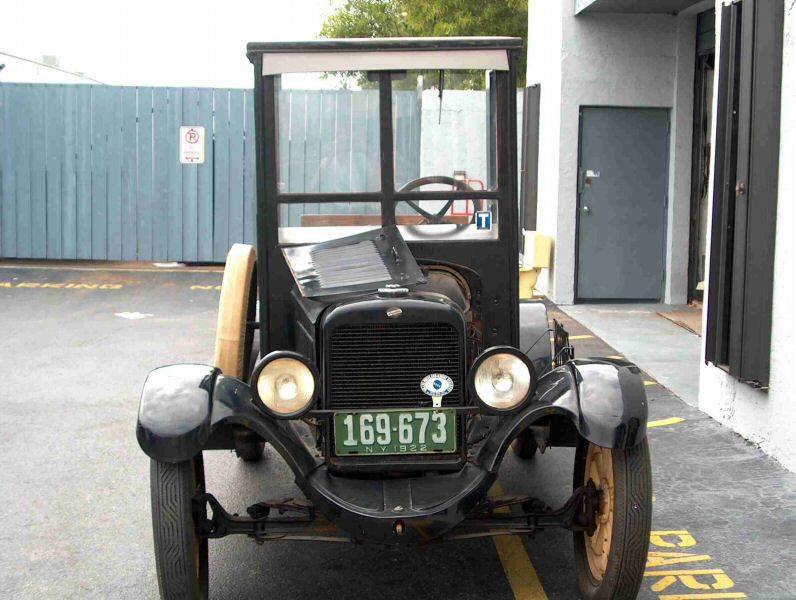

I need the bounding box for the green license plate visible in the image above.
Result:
[333,408,457,456]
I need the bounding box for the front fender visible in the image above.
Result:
[136,364,217,463]
[136,364,319,477]
[477,358,647,473]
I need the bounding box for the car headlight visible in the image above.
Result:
[469,346,536,413]
[250,351,318,418]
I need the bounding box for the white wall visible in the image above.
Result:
[526,0,564,296]
[699,0,796,473]
[527,4,696,304]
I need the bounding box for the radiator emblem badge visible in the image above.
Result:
[386,307,402,318]
[420,373,454,408]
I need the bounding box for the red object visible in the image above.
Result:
[450,178,485,216]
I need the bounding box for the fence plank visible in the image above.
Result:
[335,91,352,195]
[366,90,380,192]
[181,88,199,262]
[30,85,47,258]
[287,91,307,225]
[196,88,214,261]
[61,86,77,259]
[243,90,256,245]
[14,86,33,258]
[318,91,335,203]
[90,86,110,259]
[75,85,92,259]
[106,87,123,260]
[151,88,169,261]
[213,90,231,261]
[1,85,17,257]
[137,88,154,261]
[228,89,245,246]
[120,87,137,260]
[167,88,183,261]
[44,86,63,258]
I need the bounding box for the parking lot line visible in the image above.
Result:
[657,594,747,599]
[648,417,685,429]
[568,334,594,340]
[489,482,548,600]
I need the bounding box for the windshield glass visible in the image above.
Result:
[274,66,501,244]
[394,69,496,192]
[276,71,380,194]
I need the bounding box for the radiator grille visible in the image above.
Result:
[326,322,463,409]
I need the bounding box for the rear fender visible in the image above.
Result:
[477,358,648,473]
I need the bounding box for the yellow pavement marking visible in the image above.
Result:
[0,263,221,273]
[489,482,548,600]
[657,594,747,599]
[648,417,685,429]
[0,281,123,290]
[568,334,593,340]
[645,529,746,598]
[644,380,658,386]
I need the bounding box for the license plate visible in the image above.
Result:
[333,408,457,456]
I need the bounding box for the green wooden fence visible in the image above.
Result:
[0,83,421,262]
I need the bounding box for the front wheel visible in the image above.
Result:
[573,439,652,600]
[151,455,208,599]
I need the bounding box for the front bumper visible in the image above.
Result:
[137,359,647,544]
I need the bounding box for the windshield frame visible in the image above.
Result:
[268,67,507,241]
[249,40,522,355]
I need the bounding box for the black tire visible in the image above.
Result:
[151,455,208,600]
[510,429,538,459]
[234,312,266,462]
[573,439,652,600]
[234,438,265,462]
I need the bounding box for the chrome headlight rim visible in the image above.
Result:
[468,345,537,414]
[249,351,319,419]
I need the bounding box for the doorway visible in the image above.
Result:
[688,9,716,302]
[575,107,670,302]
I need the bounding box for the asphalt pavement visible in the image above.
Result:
[1,263,794,599]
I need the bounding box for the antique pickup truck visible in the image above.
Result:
[137,37,651,600]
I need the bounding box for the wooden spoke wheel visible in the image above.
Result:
[573,439,652,600]
[213,244,258,380]
[585,444,614,579]
[214,243,264,461]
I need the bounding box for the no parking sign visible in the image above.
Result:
[179,126,205,164]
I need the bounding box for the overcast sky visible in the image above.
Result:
[0,0,333,88]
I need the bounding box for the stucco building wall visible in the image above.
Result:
[699,0,796,472]
[527,3,701,304]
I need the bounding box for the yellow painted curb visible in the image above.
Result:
[648,417,685,429]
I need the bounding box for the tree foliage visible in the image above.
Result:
[320,0,527,88]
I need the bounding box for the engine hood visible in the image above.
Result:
[321,292,466,333]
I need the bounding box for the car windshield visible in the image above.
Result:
[274,65,500,244]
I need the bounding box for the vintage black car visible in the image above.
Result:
[137,37,652,600]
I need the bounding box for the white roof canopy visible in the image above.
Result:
[261,49,509,76]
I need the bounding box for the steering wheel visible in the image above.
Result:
[398,176,474,224]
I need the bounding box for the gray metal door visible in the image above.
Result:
[576,107,669,301]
